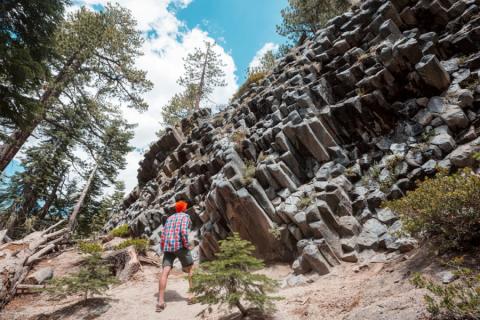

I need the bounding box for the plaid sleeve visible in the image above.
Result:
[180,214,191,249]
[160,227,165,252]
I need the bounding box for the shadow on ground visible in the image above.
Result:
[196,307,274,320]
[152,289,187,302]
[29,297,115,320]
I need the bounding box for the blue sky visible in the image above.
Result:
[3,160,22,178]
[176,0,287,81]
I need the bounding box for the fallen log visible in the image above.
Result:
[16,284,46,289]
[16,283,46,295]
[138,255,161,267]
[0,220,68,309]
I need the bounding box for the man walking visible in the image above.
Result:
[157,200,194,312]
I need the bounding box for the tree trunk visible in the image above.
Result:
[4,185,39,238]
[0,54,82,173]
[68,161,99,231]
[194,42,211,110]
[4,212,18,237]
[37,170,67,220]
[0,127,38,172]
[236,301,247,317]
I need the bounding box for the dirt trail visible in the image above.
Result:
[1,249,431,320]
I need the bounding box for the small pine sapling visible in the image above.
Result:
[46,243,118,301]
[191,233,280,317]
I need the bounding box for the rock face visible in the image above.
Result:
[105,0,480,274]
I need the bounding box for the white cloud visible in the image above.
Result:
[72,0,238,192]
[248,42,279,71]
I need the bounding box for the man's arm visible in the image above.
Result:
[181,215,191,249]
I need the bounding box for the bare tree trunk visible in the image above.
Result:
[0,127,38,172]
[194,42,211,110]
[68,161,99,231]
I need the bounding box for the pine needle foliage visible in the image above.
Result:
[241,161,257,186]
[78,241,103,254]
[46,251,117,301]
[114,238,149,253]
[110,224,130,238]
[232,71,267,101]
[384,168,480,251]
[411,258,480,319]
[191,233,280,316]
[277,0,351,43]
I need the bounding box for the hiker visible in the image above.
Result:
[157,200,194,312]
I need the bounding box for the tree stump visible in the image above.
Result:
[102,246,140,282]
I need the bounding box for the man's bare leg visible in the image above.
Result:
[184,264,195,303]
[158,266,172,307]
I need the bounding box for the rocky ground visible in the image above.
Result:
[1,247,439,320]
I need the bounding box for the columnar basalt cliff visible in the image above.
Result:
[105,0,480,275]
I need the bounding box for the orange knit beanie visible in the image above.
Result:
[175,200,188,213]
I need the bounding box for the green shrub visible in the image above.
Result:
[115,238,149,253]
[232,71,267,101]
[385,154,404,172]
[109,224,130,238]
[191,233,280,316]
[298,196,312,209]
[231,130,247,145]
[344,166,357,178]
[269,225,282,240]
[78,241,103,254]
[411,259,480,319]
[379,174,396,193]
[257,151,268,162]
[384,169,480,251]
[241,160,257,186]
[46,252,117,301]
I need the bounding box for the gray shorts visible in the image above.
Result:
[162,247,193,269]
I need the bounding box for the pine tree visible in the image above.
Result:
[161,84,197,127]
[0,0,68,129]
[0,4,152,172]
[68,115,134,232]
[77,180,125,237]
[93,181,125,233]
[0,95,98,237]
[249,50,276,74]
[191,233,280,317]
[0,128,75,237]
[46,245,118,301]
[178,41,227,110]
[276,0,350,44]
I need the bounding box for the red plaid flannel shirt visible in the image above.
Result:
[160,213,191,252]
